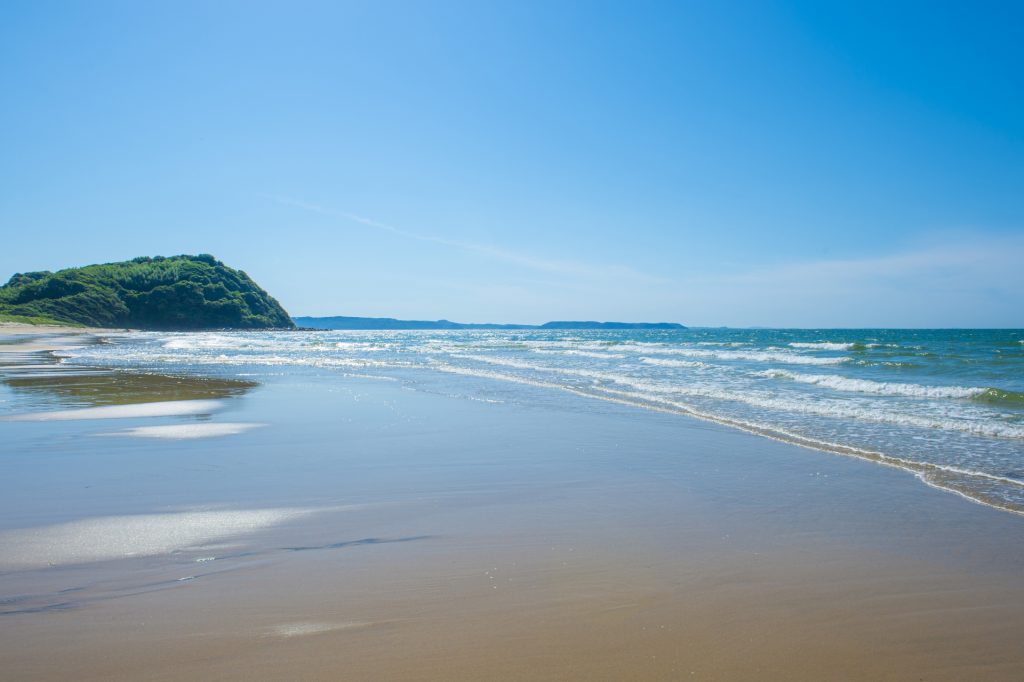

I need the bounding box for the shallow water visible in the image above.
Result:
[51,328,1024,513]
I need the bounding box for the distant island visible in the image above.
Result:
[294,316,686,331]
[0,255,294,330]
[0,255,684,332]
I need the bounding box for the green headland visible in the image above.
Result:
[0,255,294,330]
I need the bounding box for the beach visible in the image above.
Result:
[2,329,1024,680]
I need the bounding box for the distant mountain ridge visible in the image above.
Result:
[0,255,294,329]
[294,316,685,331]
[539,321,686,330]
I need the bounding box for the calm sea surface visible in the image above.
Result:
[54,328,1024,513]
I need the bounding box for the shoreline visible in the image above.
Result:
[428,359,1024,517]
[2,331,1023,679]
[7,326,1023,516]
[0,324,123,353]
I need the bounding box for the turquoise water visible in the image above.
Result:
[55,328,1024,513]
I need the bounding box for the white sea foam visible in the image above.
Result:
[60,348,409,371]
[333,341,392,352]
[639,357,708,368]
[0,507,319,568]
[442,355,1024,440]
[789,342,856,351]
[454,354,542,371]
[604,375,1024,440]
[696,341,750,346]
[99,422,265,439]
[701,349,850,365]
[163,336,230,350]
[597,380,1024,440]
[162,335,287,351]
[759,370,985,399]
[530,349,626,359]
[609,345,850,365]
[4,399,223,422]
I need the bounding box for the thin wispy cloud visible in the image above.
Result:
[671,234,1024,327]
[716,235,1024,290]
[269,196,665,283]
[269,194,1020,326]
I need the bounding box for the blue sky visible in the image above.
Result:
[1,1,1021,327]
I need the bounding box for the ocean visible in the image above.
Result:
[52,328,1024,514]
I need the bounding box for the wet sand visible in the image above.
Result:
[2,334,1024,680]
[0,324,118,352]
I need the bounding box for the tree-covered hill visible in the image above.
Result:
[0,255,294,329]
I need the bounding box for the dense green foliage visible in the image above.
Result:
[0,255,294,329]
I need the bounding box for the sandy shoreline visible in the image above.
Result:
[0,323,123,353]
[1,333,1023,680]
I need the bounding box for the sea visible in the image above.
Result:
[53,328,1024,514]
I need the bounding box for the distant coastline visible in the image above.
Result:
[293,316,686,331]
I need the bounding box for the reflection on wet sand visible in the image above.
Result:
[2,368,256,409]
[0,507,322,569]
[99,422,265,439]
[6,399,230,422]
[0,335,257,412]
